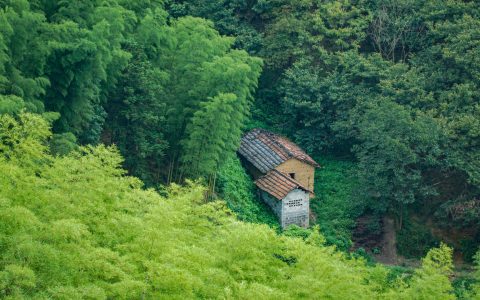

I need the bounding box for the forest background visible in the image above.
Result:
[1,0,480,298]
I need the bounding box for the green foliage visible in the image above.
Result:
[257,0,370,70]
[355,100,443,216]
[0,112,51,166]
[311,156,362,251]
[104,40,168,185]
[367,0,426,62]
[471,251,480,299]
[0,112,460,298]
[0,0,479,293]
[283,224,312,240]
[49,132,77,156]
[452,272,477,300]
[104,10,262,183]
[179,0,480,252]
[182,93,241,177]
[0,94,24,114]
[216,156,278,227]
[168,0,262,53]
[394,243,455,299]
[0,0,134,142]
[0,0,264,183]
[397,219,440,259]
[459,234,480,264]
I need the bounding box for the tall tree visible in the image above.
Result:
[181,93,239,178]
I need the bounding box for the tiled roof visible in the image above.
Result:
[238,128,319,173]
[255,170,311,200]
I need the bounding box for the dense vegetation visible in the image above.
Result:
[311,157,361,251]
[1,0,479,297]
[172,0,480,260]
[0,0,262,187]
[1,112,479,299]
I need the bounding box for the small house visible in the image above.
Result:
[238,128,319,229]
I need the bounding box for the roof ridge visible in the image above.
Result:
[271,136,294,159]
[253,128,295,159]
[265,130,319,167]
[238,129,319,175]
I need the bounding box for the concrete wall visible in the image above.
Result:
[261,189,310,229]
[281,189,309,229]
[275,158,315,192]
[260,191,283,219]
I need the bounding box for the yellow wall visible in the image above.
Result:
[275,158,315,193]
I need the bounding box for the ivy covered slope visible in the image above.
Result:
[1,113,477,299]
[310,157,361,251]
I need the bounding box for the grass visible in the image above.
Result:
[310,156,364,251]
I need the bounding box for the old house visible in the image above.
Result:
[238,128,319,229]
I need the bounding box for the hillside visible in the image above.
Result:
[1,112,478,299]
[0,0,479,298]
[176,0,480,263]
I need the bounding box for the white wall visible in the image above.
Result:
[281,189,309,228]
[260,191,283,218]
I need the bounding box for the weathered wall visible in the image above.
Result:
[281,189,309,228]
[260,191,283,219]
[275,158,315,192]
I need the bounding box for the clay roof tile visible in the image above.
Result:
[254,170,312,200]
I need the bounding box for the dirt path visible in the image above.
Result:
[374,216,399,265]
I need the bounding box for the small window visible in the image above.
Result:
[289,173,295,179]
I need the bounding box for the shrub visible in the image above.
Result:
[397,219,440,258]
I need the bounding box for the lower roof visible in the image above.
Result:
[255,169,312,200]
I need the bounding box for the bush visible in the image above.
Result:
[283,225,312,240]
[397,219,440,258]
[460,235,480,263]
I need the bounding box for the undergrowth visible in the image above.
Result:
[216,156,279,229]
[310,156,364,251]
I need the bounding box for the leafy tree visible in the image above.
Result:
[45,2,132,143]
[104,11,262,183]
[169,0,263,53]
[367,0,426,62]
[280,52,389,153]
[354,100,442,227]
[0,95,25,114]
[0,1,50,112]
[394,243,455,299]
[181,93,239,178]
[0,112,51,167]
[471,251,480,299]
[104,41,168,185]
